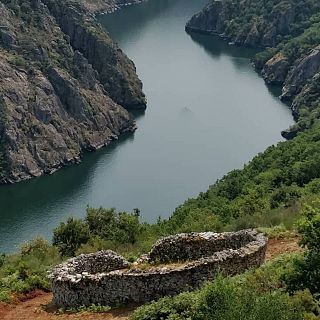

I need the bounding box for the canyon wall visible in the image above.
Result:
[186,0,320,139]
[0,0,145,183]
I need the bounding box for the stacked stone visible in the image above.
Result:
[147,230,254,263]
[49,250,129,281]
[50,230,268,308]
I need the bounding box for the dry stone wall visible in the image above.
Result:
[147,231,254,263]
[49,229,268,308]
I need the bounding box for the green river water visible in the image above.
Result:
[0,0,293,252]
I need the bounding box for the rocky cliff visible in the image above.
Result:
[78,0,144,14]
[42,0,146,109]
[258,21,320,139]
[186,0,319,48]
[0,0,145,183]
[186,0,320,139]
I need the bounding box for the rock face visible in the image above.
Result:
[78,0,145,14]
[281,46,320,101]
[262,45,320,139]
[186,0,320,140]
[0,0,144,183]
[186,0,225,35]
[185,0,303,47]
[49,230,268,308]
[261,53,290,85]
[42,0,146,109]
[291,73,320,120]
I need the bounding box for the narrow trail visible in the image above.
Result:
[0,238,302,320]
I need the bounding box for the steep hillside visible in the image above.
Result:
[186,0,320,139]
[78,0,144,14]
[255,14,320,138]
[0,0,146,183]
[185,0,320,48]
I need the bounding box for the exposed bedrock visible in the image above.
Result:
[281,46,320,101]
[185,0,297,47]
[263,46,320,139]
[185,0,320,140]
[42,0,146,110]
[261,53,290,85]
[0,0,141,183]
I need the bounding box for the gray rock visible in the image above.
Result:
[281,45,320,100]
[262,53,290,85]
[0,0,140,183]
[186,0,298,48]
[42,0,146,109]
[49,230,268,308]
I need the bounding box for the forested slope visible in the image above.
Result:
[186,0,320,139]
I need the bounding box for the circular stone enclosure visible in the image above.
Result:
[50,229,268,308]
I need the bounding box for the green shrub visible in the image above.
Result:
[131,255,320,320]
[53,217,91,256]
[285,205,320,295]
[0,237,60,302]
[195,278,304,320]
[131,292,200,320]
[131,273,307,320]
[53,208,144,257]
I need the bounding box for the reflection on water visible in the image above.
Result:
[0,132,135,252]
[189,32,287,100]
[189,33,258,60]
[0,0,293,252]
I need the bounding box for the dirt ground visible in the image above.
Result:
[265,237,302,261]
[0,237,302,320]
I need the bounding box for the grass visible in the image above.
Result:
[130,254,318,320]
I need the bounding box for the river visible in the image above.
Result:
[0,0,293,252]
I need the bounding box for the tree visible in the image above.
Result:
[52,218,90,256]
[285,205,320,295]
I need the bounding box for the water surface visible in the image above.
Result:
[0,0,293,252]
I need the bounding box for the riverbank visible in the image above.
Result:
[0,0,294,253]
[82,0,147,14]
[0,0,146,185]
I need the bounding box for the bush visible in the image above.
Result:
[85,207,141,244]
[131,273,307,320]
[131,292,200,320]
[0,237,60,301]
[285,205,320,295]
[196,278,304,320]
[53,208,143,257]
[53,217,91,257]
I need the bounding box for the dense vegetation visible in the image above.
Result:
[0,238,60,301]
[285,206,320,296]
[1,0,320,318]
[254,12,320,137]
[53,208,142,257]
[255,13,320,67]
[130,206,320,320]
[204,0,320,47]
[131,257,317,320]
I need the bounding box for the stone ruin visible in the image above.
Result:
[49,229,268,308]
